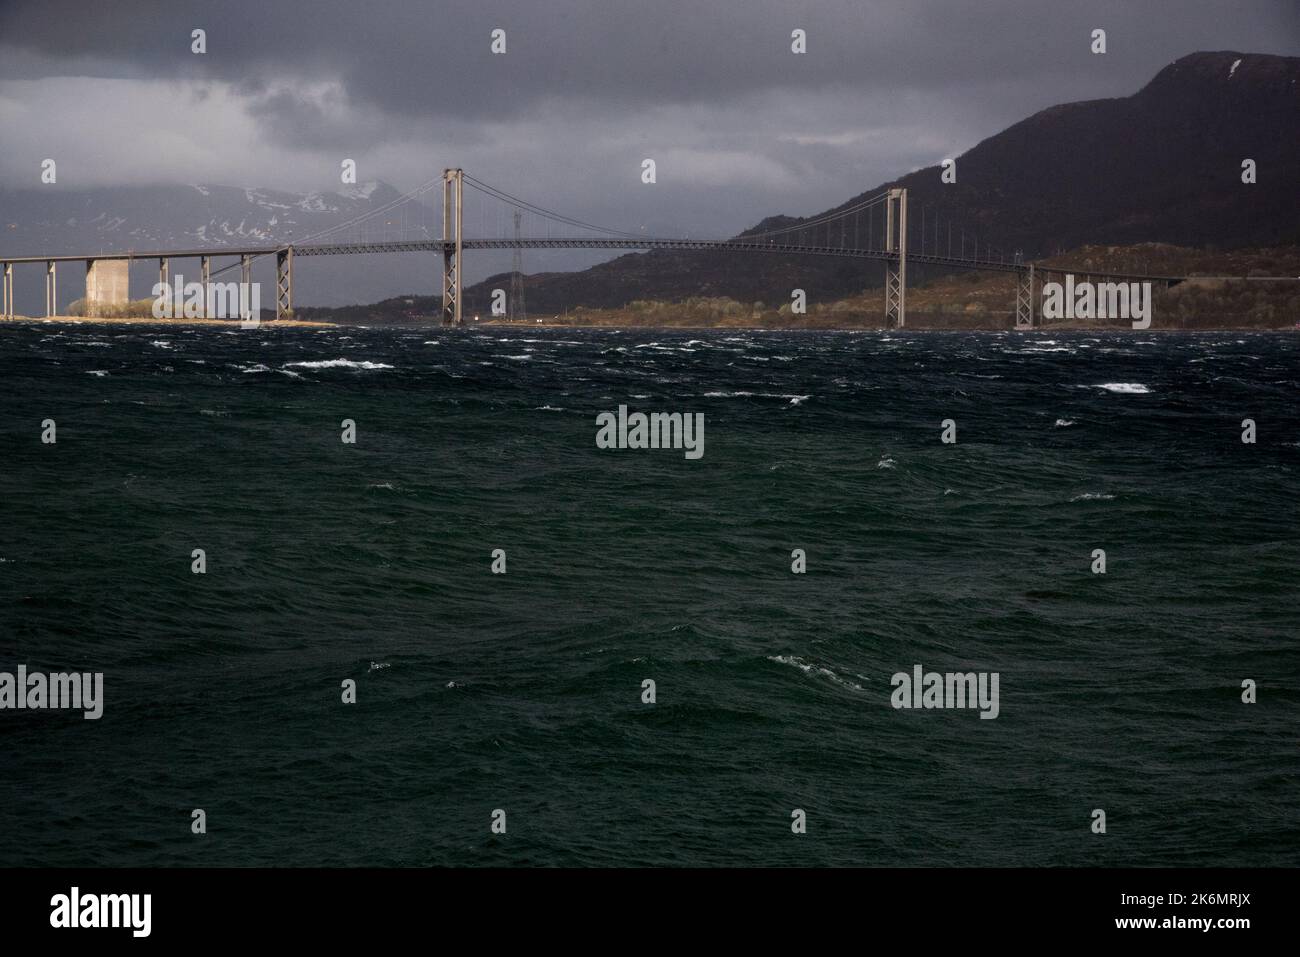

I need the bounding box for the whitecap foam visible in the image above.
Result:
[285,359,394,370]
[768,655,864,693]
[1094,383,1151,394]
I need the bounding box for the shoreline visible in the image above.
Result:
[2,315,1292,333]
[2,315,336,328]
[473,319,1298,333]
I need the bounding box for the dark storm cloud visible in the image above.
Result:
[3,0,1297,129]
[0,0,1296,271]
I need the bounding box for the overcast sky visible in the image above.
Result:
[2,0,1297,239]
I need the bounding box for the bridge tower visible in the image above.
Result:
[510,209,527,323]
[2,262,12,319]
[884,188,907,328]
[441,168,464,326]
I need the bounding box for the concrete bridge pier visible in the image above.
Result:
[45,260,57,317]
[276,248,293,320]
[85,258,130,315]
[884,188,907,328]
[2,262,12,319]
[441,168,463,326]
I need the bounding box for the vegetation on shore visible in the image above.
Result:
[66,297,159,319]
[293,242,1300,330]
[51,299,315,325]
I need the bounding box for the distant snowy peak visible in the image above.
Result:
[185,181,392,214]
[0,178,420,261]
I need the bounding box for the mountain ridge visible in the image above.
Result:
[461,49,1299,313]
[2,50,1296,317]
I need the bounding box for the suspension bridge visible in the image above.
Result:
[0,168,1187,328]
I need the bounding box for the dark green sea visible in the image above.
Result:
[1,324,1296,867]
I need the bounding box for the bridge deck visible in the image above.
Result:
[0,238,1188,284]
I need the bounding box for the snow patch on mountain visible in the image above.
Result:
[341,181,380,200]
[297,193,339,212]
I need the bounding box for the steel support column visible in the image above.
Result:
[884,188,907,328]
[276,248,293,320]
[1015,264,1036,329]
[45,260,57,317]
[200,255,211,319]
[442,168,463,326]
[241,254,252,322]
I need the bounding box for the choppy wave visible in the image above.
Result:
[4,324,1296,869]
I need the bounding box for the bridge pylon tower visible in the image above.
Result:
[884,188,907,328]
[509,209,527,323]
[441,168,464,326]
